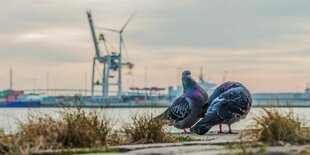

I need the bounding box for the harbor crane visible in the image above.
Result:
[86,10,134,99]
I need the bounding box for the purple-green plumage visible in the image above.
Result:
[154,70,209,129]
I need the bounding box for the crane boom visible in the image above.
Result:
[87,10,100,57]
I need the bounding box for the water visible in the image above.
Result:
[0,107,309,133]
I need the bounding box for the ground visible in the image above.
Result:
[32,131,310,155]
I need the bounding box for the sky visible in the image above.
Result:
[0,0,310,94]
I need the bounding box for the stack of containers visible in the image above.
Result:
[6,90,24,102]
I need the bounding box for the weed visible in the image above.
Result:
[0,108,112,154]
[242,108,310,145]
[122,113,174,144]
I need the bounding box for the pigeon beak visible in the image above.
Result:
[187,75,195,81]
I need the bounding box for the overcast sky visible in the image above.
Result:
[0,0,310,94]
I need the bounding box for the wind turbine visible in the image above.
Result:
[96,11,137,57]
[96,11,136,98]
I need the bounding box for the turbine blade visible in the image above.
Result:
[121,11,137,32]
[96,27,119,33]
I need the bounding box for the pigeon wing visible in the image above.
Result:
[169,96,191,121]
[216,87,251,119]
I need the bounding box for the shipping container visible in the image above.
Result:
[6,95,16,102]
[0,90,10,97]
[12,90,24,96]
[0,91,6,97]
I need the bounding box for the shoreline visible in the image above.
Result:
[1,105,310,108]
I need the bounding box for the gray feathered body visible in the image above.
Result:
[191,81,252,135]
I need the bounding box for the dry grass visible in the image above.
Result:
[242,108,310,145]
[300,147,310,155]
[122,113,175,144]
[0,129,10,154]
[0,110,178,154]
[0,108,112,154]
[58,109,112,147]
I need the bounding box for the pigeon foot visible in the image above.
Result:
[226,131,238,134]
[182,129,191,134]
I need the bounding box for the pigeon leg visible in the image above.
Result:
[217,124,224,134]
[182,128,190,134]
[227,124,238,134]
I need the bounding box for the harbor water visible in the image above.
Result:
[0,107,309,133]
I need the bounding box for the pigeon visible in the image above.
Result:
[191,81,252,135]
[154,70,209,131]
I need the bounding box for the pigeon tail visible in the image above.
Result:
[190,123,214,135]
[190,112,222,135]
[152,109,176,126]
[153,109,170,121]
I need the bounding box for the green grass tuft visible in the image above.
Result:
[174,136,200,142]
[57,147,114,154]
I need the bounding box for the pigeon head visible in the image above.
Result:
[182,70,197,92]
[182,70,191,77]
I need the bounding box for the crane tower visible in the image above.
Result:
[86,10,134,99]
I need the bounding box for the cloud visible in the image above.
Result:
[0,0,310,92]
